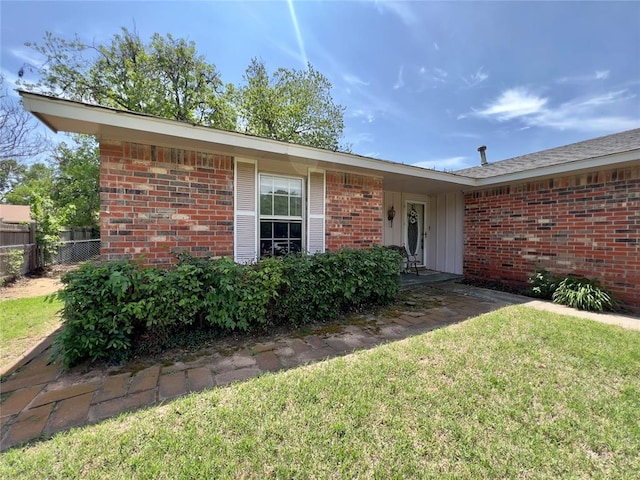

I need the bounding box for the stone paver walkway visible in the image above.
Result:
[1,281,637,451]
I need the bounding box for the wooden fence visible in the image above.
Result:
[0,221,35,247]
[0,222,100,281]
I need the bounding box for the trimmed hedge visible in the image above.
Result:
[55,247,402,368]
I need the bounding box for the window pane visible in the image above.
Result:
[260,176,273,195]
[290,197,302,217]
[260,240,273,257]
[290,240,302,253]
[290,179,302,197]
[274,195,289,216]
[260,221,272,238]
[274,222,289,238]
[274,178,289,195]
[260,194,272,215]
[290,222,302,238]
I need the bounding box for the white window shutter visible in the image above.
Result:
[234,159,257,263]
[307,169,325,254]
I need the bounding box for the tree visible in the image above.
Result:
[4,162,54,206]
[52,135,100,228]
[4,136,99,229]
[0,159,27,203]
[237,59,347,151]
[1,75,48,162]
[21,28,236,129]
[20,30,347,150]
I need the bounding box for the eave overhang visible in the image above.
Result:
[20,92,474,195]
[20,92,640,195]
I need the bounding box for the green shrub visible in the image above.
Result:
[55,260,145,367]
[552,276,614,312]
[276,246,401,325]
[54,247,401,368]
[528,269,561,299]
[1,248,24,286]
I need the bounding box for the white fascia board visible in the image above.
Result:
[473,150,640,188]
[20,92,475,188]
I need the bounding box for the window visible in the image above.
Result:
[259,174,303,257]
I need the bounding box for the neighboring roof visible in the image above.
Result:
[0,205,31,223]
[456,128,640,179]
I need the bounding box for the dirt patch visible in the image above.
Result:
[0,265,77,300]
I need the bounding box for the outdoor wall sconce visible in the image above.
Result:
[387,206,396,227]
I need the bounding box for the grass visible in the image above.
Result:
[0,295,62,373]
[1,306,639,478]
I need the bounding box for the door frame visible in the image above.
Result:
[404,200,427,266]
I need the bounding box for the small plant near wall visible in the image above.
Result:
[552,276,615,312]
[528,269,561,300]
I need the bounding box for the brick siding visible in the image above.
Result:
[325,171,383,251]
[100,141,234,265]
[464,164,640,312]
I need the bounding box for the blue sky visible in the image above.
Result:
[2,1,639,170]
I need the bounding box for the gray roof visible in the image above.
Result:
[455,128,640,179]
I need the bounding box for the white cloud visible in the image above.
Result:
[467,86,640,133]
[433,42,440,51]
[461,67,489,88]
[445,131,481,140]
[416,67,448,89]
[557,70,611,84]
[8,47,45,68]
[374,0,418,26]
[343,73,370,87]
[474,87,548,121]
[393,65,404,90]
[530,90,638,131]
[348,132,375,147]
[349,109,375,123]
[413,156,469,171]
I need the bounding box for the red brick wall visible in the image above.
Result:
[325,171,383,251]
[100,140,234,265]
[464,164,640,312]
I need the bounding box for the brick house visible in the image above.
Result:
[21,92,640,312]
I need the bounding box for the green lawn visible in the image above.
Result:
[1,306,639,478]
[0,295,62,373]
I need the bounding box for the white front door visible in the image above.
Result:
[405,202,426,265]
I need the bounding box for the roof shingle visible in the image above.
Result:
[455,128,640,179]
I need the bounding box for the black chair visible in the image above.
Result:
[387,245,420,276]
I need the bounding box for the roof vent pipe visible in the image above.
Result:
[477,145,488,166]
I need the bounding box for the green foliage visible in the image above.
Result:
[238,58,348,151]
[30,193,61,265]
[53,135,99,228]
[22,28,236,129]
[55,260,144,367]
[4,162,54,205]
[20,31,347,150]
[4,135,99,234]
[1,248,24,285]
[0,159,27,202]
[276,247,401,324]
[55,248,399,368]
[528,269,561,299]
[552,277,615,312]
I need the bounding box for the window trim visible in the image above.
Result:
[258,173,306,257]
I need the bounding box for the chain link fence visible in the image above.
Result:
[0,239,100,281]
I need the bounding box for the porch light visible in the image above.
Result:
[387,206,396,227]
